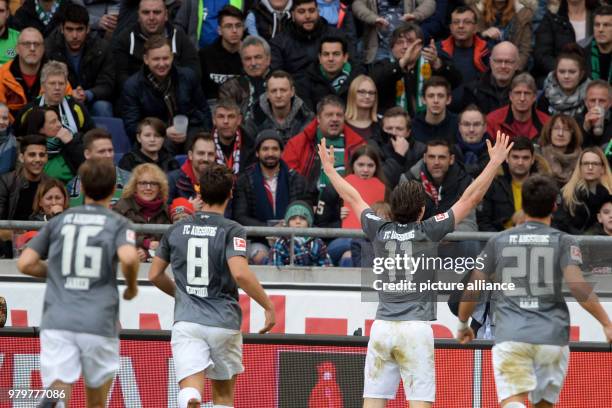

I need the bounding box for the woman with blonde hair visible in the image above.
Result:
[114,163,171,261]
[344,75,382,144]
[538,113,583,186]
[553,147,612,234]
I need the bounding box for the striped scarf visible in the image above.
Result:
[36,0,60,26]
[213,128,242,175]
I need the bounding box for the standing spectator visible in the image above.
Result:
[0,103,16,175]
[486,73,550,141]
[454,104,490,179]
[112,0,199,88]
[352,0,435,64]
[199,5,245,99]
[168,132,217,202]
[211,99,254,175]
[45,3,115,117]
[577,79,611,148]
[344,74,382,144]
[243,70,313,144]
[269,200,332,266]
[118,117,179,172]
[472,0,534,70]
[296,35,366,110]
[24,107,85,183]
[584,6,611,82]
[538,113,583,187]
[114,163,171,262]
[0,134,49,221]
[245,0,292,41]
[30,177,68,221]
[0,0,19,65]
[411,76,459,144]
[13,0,69,36]
[537,48,591,117]
[553,146,612,234]
[270,0,354,83]
[120,35,212,152]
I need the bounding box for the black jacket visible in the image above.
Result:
[411,111,459,145]
[476,172,515,232]
[199,39,242,99]
[380,138,426,188]
[112,23,200,88]
[119,65,212,140]
[17,96,95,140]
[250,0,291,41]
[576,112,612,149]
[13,0,67,37]
[454,71,511,115]
[0,168,50,220]
[45,30,115,102]
[118,148,180,173]
[552,184,611,235]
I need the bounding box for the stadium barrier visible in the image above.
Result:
[0,328,610,408]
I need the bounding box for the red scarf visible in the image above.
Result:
[420,170,440,206]
[180,159,200,195]
[134,193,164,221]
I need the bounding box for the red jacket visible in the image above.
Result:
[486,105,550,141]
[439,35,490,73]
[282,119,365,177]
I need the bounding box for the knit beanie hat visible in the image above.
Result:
[170,197,195,220]
[284,200,314,226]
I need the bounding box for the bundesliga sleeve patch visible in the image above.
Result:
[570,245,582,262]
[434,212,449,222]
[365,212,382,221]
[126,229,136,244]
[233,237,247,251]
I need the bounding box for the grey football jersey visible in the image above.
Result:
[28,205,136,337]
[361,208,455,321]
[479,222,582,345]
[157,211,246,331]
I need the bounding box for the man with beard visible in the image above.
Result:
[233,130,307,263]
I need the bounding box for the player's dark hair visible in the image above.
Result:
[83,128,112,150]
[199,164,233,205]
[20,134,47,153]
[522,175,558,218]
[389,180,426,224]
[63,3,89,26]
[509,136,534,155]
[79,158,116,201]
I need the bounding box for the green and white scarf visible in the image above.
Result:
[316,129,345,191]
[590,40,612,83]
[36,0,61,26]
[321,62,352,92]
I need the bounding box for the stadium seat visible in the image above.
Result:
[175,154,187,166]
[92,116,131,154]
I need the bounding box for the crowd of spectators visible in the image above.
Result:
[0,0,609,267]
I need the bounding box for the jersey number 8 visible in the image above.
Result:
[187,238,210,286]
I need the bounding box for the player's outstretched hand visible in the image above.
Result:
[259,307,276,334]
[123,286,138,301]
[604,324,612,343]
[317,138,335,175]
[456,327,475,344]
[486,131,513,165]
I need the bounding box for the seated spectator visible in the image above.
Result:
[477,136,552,231]
[0,134,49,221]
[282,95,365,196]
[315,144,387,265]
[486,73,550,141]
[13,0,69,37]
[456,41,520,114]
[474,0,534,70]
[168,132,216,202]
[112,0,199,88]
[401,138,477,231]
[454,104,490,179]
[24,107,85,183]
[537,48,590,117]
[344,74,382,144]
[0,0,19,65]
[0,103,16,175]
[17,60,94,139]
[534,0,597,84]
[114,163,171,262]
[584,6,611,82]
[411,76,459,144]
[369,22,461,117]
[245,0,292,41]
[269,200,332,266]
[582,195,612,275]
[169,197,195,223]
[538,113,583,187]
[270,0,354,83]
[0,28,71,119]
[118,117,179,173]
[243,70,314,144]
[553,146,612,234]
[379,106,426,187]
[200,5,245,99]
[30,177,68,221]
[218,35,272,118]
[211,99,255,175]
[317,0,358,47]
[296,35,366,110]
[45,3,115,117]
[577,79,611,148]
[67,128,131,206]
[350,201,390,268]
[120,35,212,152]
[587,195,612,235]
[352,0,435,64]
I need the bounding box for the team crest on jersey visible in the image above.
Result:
[126,229,136,244]
[570,245,582,262]
[233,237,247,251]
[434,212,449,222]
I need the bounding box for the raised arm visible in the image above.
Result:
[450,132,513,228]
[317,138,370,222]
